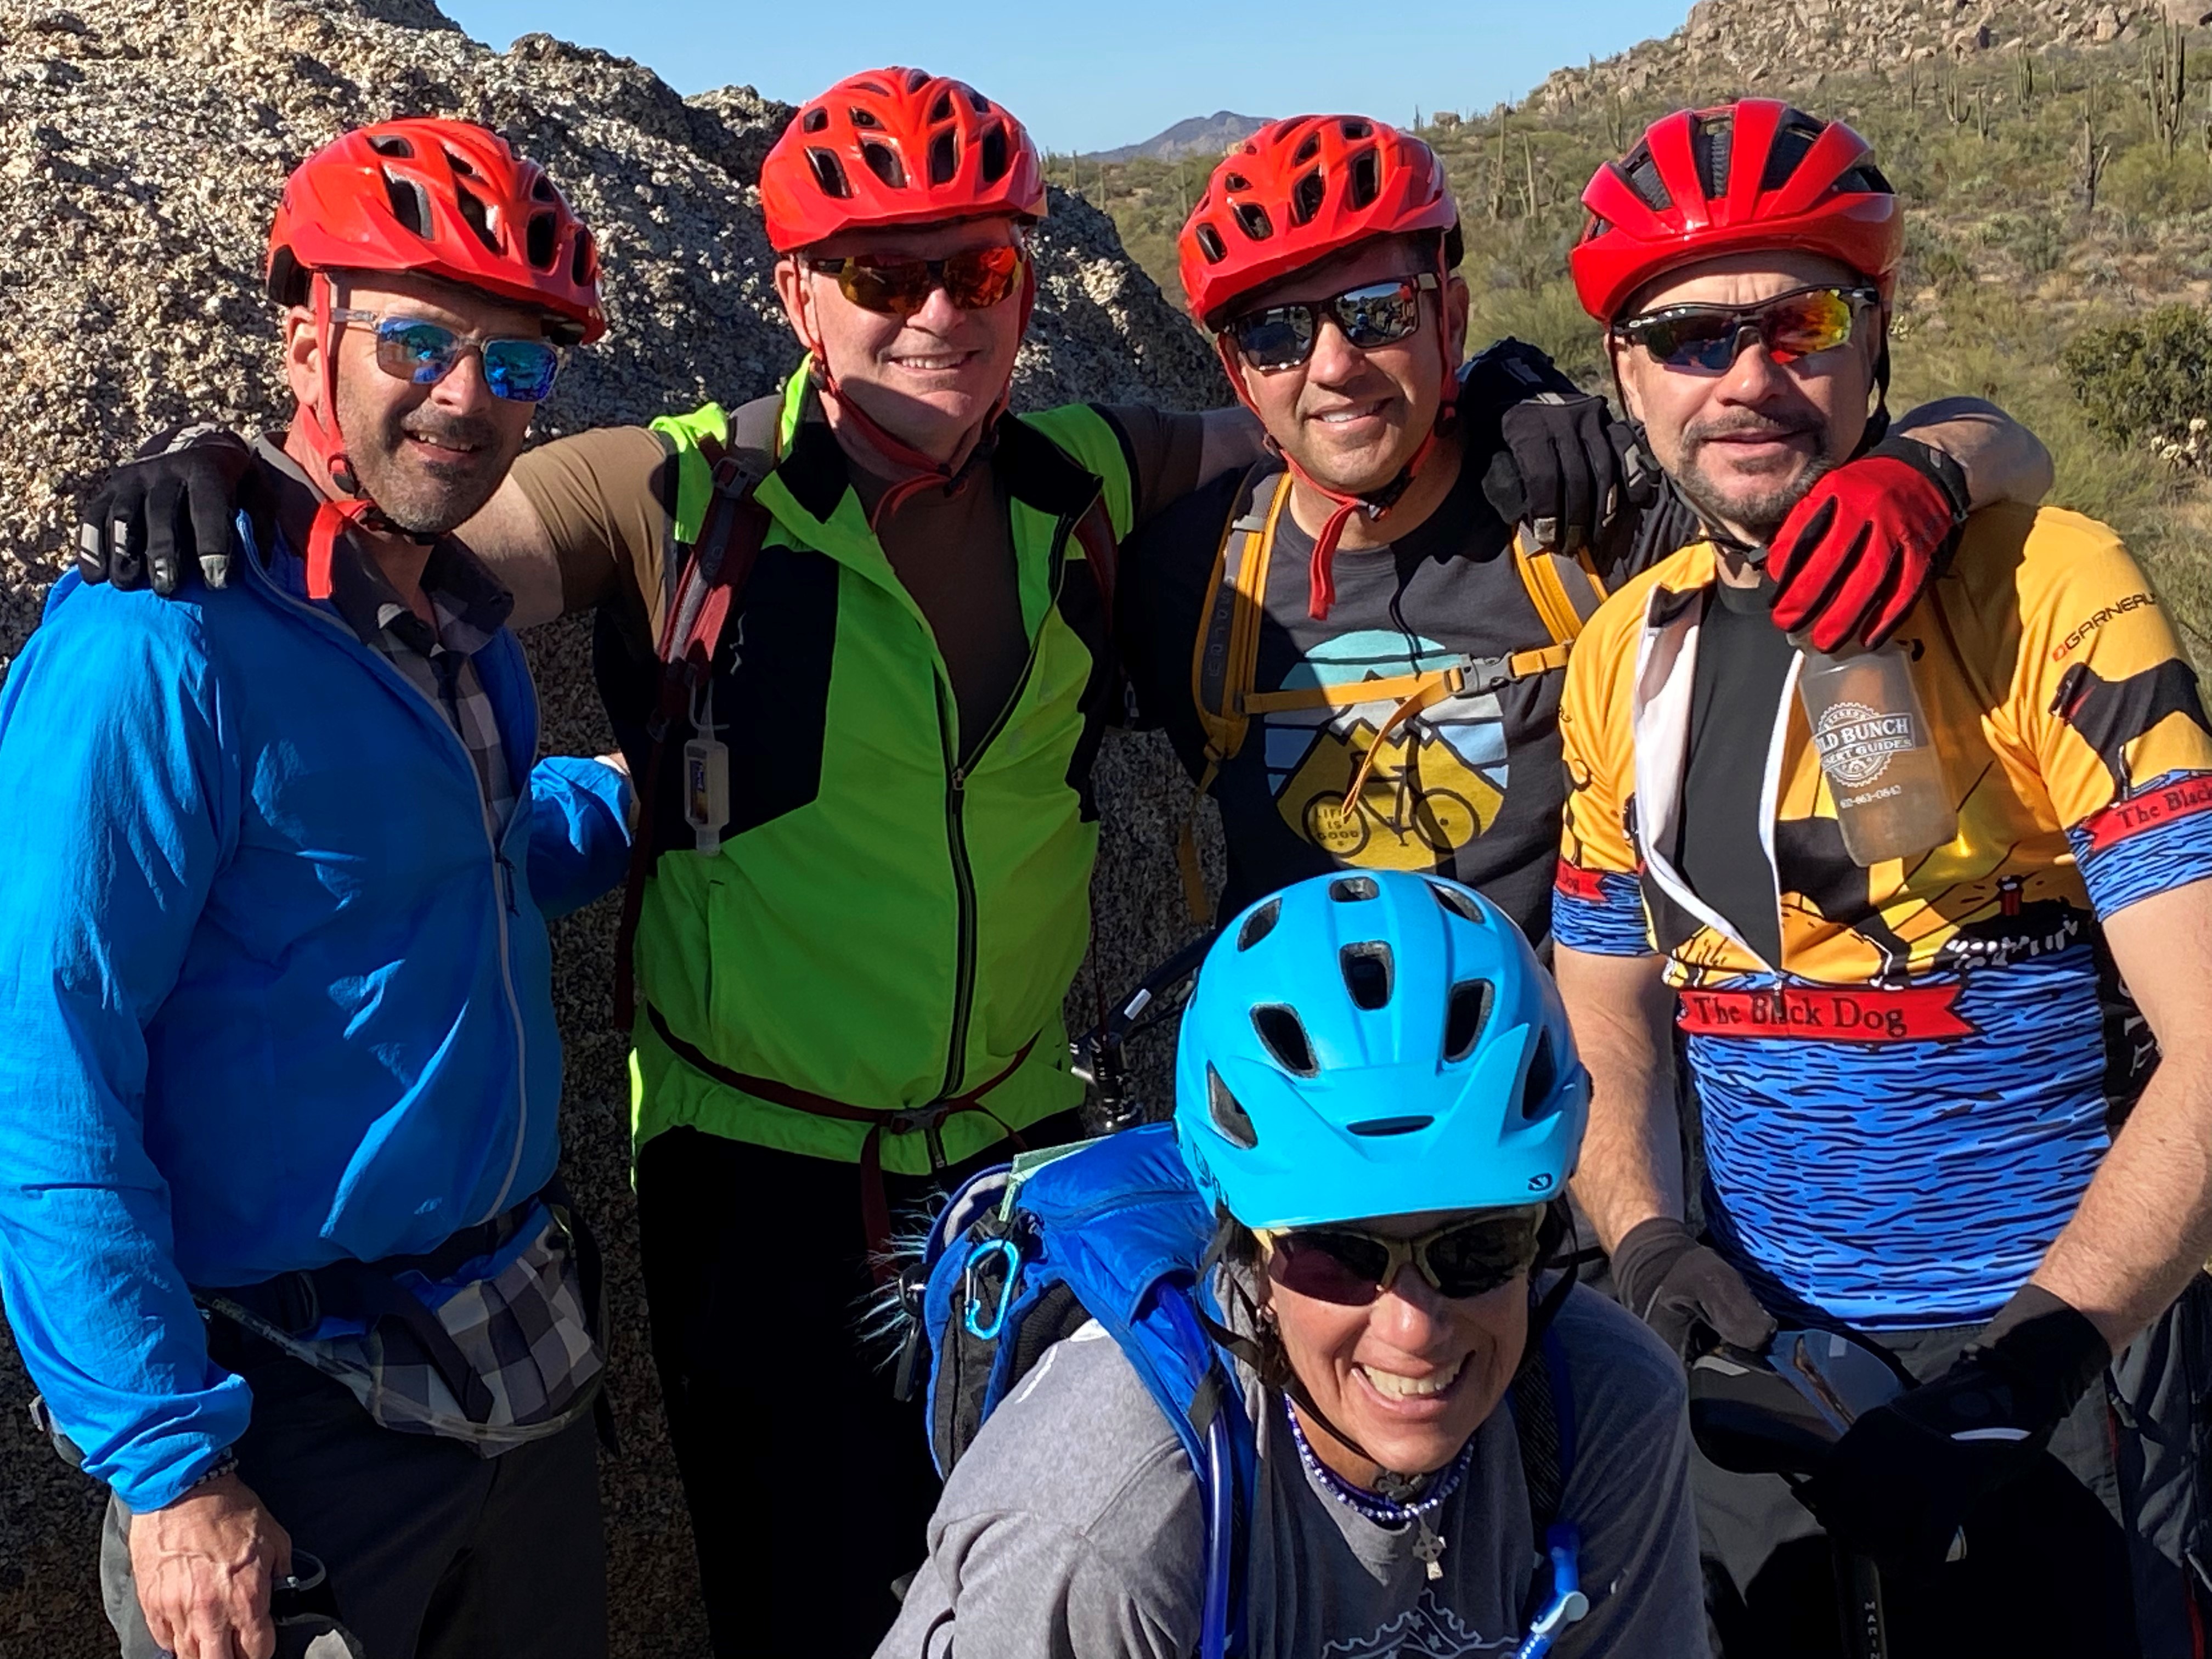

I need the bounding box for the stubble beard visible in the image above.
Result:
[336,381,514,537]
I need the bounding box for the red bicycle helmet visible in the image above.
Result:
[1571,100,1902,325]
[267,118,604,344]
[759,67,1046,252]
[266,119,603,599]
[1178,115,1457,330]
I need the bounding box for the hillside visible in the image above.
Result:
[1081,0,2212,662]
[1084,109,1271,163]
[0,2,1221,1652]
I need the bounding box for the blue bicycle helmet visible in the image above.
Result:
[1173,871,1589,1230]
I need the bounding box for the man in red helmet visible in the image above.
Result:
[0,120,629,1659]
[1113,112,2049,950]
[1553,103,2212,1653]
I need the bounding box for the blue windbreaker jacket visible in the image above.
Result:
[0,520,631,1511]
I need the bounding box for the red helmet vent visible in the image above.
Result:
[452,184,499,256]
[860,140,905,189]
[980,123,1010,184]
[381,171,430,238]
[807,149,853,199]
[803,106,829,133]
[1347,150,1381,210]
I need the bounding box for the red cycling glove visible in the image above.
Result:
[1768,435,1972,652]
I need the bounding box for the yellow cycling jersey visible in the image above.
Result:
[1553,502,2212,1326]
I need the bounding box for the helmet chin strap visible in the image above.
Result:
[1219,251,1460,622]
[295,273,431,601]
[795,255,1039,534]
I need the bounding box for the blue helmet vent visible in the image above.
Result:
[1251,1005,1317,1075]
[1207,1066,1260,1148]
[1340,943,1393,1010]
[1522,1031,1559,1116]
[1238,898,1283,951]
[1428,879,1486,925]
[1329,875,1380,902]
[1348,1115,1434,1137]
[1444,979,1493,1063]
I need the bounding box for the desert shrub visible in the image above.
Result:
[2062,304,2212,449]
[1982,210,2069,274]
[1901,216,1976,291]
[2106,142,2208,221]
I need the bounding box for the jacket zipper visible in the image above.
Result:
[247,544,535,1222]
[933,501,1086,1103]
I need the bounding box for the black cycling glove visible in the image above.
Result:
[76,426,262,596]
[1802,1284,2109,1568]
[1611,1216,1778,1364]
[1462,337,1656,555]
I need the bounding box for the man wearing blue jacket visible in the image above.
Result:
[0,121,631,1659]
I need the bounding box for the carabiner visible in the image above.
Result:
[961,1237,1024,1341]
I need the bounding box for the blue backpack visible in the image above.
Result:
[910,1125,1588,1659]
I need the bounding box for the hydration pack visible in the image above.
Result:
[908,1124,1585,1658]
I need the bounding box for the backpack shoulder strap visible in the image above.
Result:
[1176,465,1291,921]
[1190,465,1291,770]
[1510,1323,1572,1550]
[611,409,777,1032]
[1514,534,1609,649]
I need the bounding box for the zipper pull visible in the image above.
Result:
[496,854,519,916]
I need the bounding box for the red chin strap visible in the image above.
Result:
[292,272,405,601]
[794,255,1038,533]
[1216,253,1461,621]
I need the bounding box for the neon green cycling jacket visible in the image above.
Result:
[623,370,1136,1172]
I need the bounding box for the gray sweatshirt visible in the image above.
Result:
[879,1284,1707,1658]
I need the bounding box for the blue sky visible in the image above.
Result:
[437,1,1694,156]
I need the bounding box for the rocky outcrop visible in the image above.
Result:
[1530,0,2211,113]
[0,1,1223,1652]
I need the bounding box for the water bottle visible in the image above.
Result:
[1797,643,1957,866]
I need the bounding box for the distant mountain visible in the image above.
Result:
[1084,111,1273,163]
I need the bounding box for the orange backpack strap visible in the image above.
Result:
[1177,469,1291,921]
[1514,534,1609,646]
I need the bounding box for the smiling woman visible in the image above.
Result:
[884,870,1709,1659]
